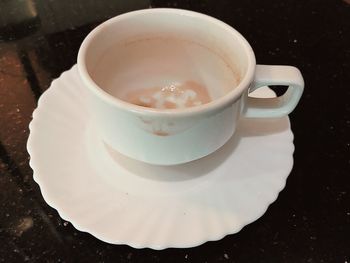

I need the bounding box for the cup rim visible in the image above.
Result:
[77,8,256,117]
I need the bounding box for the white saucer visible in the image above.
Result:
[27,65,294,249]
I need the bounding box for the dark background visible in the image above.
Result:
[0,0,349,262]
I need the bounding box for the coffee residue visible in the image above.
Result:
[125,81,211,109]
[153,130,169,136]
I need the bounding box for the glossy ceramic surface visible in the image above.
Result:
[27,66,294,249]
[77,9,303,165]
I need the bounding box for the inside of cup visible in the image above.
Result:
[82,9,253,108]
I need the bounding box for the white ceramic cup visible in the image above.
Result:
[77,8,304,165]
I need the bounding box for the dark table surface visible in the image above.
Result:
[1,0,349,262]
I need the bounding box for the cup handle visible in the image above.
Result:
[243,64,304,118]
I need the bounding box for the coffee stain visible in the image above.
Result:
[119,35,241,87]
[153,130,169,136]
[139,117,170,136]
[180,37,242,83]
[163,100,178,109]
[125,80,211,109]
[134,101,152,108]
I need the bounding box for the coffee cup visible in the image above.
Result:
[77,8,304,165]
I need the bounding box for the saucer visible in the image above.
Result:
[27,65,294,249]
